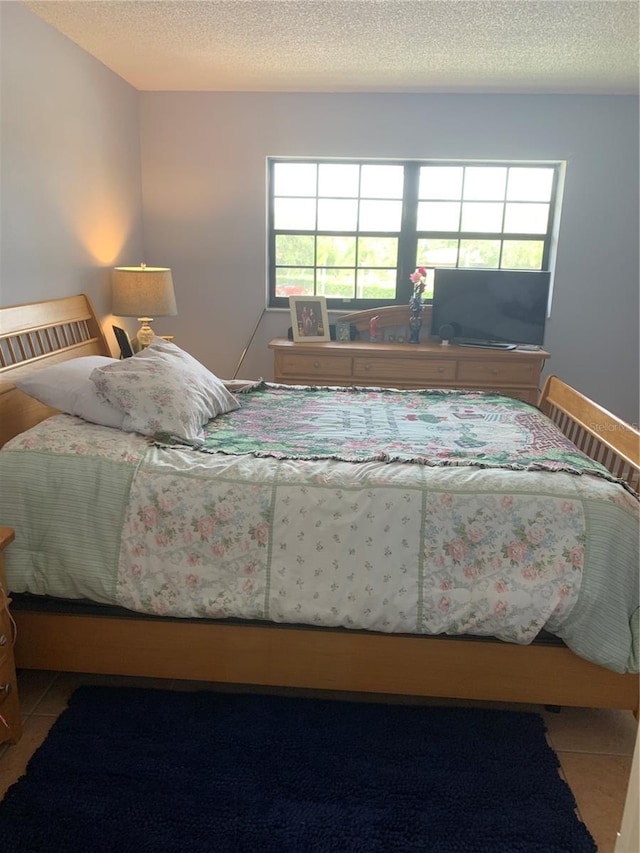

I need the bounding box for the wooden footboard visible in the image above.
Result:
[538,374,639,493]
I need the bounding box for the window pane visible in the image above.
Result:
[275,234,315,266]
[463,167,507,200]
[317,267,355,298]
[461,202,504,232]
[357,236,398,267]
[417,238,459,267]
[417,201,461,231]
[359,200,402,231]
[459,240,500,267]
[274,198,316,230]
[273,163,317,196]
[318,163,359,198]
[419,166,463,199]
[504,203,549,234]
[357,269,397,299]
[361,165,404,198]
[501,240,544,269]
[275,268,314,297]
[317,235,356,267]
[507,168,554,202]
[317,199,358,230]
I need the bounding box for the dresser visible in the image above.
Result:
[269,339,549,404]
[0,526,21,744]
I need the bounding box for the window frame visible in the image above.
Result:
[267,158,561,311]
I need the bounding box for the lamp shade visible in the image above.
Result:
[112,266,177,318]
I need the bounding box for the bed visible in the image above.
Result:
[0,294,638,712]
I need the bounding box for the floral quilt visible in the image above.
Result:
[2,411,638,674]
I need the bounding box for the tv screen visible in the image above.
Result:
[430,269,551,346]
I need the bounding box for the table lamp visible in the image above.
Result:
[112,264,177,348]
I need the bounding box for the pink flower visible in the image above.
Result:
[187,555,200,568]
[439,580,453,590]
[494,600,508,614]
[185,572,199,586]
[506,541,528,562]
[140,506,159,529]
[448,539,467,562]
[196,515,216,539]
[495,580,508,593]
[467,521,486,543]
[242,578,255,593]
[210,542,226,558]
[568,546,584,568]
[251,522,269,545]
[525,524,545,545]
[501,496,514,509]
[463,564,480,579]
[437,596,450,612]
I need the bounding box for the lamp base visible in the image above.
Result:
[136,318,156,348]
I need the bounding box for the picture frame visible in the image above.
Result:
[112,325,134,359]
[289,295,330,342]
[335,322,351,342]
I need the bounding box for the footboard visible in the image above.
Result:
[538,375,639,493]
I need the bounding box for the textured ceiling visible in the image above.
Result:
[23,0,640,94]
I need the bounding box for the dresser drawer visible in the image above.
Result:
[457,360,537,385]
[279,353,352,378]
[353,358,456,384]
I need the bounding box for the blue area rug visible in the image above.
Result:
[0,687,595,852]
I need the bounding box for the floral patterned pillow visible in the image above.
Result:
[90,337,239,441]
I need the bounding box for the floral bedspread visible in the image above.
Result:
[159,385,620,484]
[2,413,638,673]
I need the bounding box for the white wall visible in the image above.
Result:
[0,2,144,348]
[140,92,639,424]
[1,2,637,424]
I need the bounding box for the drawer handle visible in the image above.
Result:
[437,367,445,373]
[0,683,11,699]
[364,364,371,371]
[0,635,6,647]
[312,360,320,368]
[490,368,500,375]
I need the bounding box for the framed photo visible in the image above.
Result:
[335,322,351,342]
[289,296,330,342]
[112,325,134,359]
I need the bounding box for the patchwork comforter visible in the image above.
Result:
[1,387,638,674]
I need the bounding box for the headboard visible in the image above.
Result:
[0,294,110,446]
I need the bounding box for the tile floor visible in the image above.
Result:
[1,669,637,852]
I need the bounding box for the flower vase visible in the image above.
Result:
[409,298,423,344]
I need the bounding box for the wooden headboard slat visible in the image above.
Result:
[0,296,111,444]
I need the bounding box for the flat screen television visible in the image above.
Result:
[430,268,551,347]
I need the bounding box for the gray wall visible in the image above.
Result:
[0,2,144,353]
[1,4,638,423]
[140,92,639,424]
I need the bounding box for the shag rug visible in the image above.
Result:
[0,687,596,852]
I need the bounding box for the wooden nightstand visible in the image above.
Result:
[0,527,21,744]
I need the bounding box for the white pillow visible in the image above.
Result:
[14,356,126,430]
[90,337,240,441]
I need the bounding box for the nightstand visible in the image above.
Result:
[0,527,21,744]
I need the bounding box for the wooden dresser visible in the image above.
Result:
[0,527,21,744]
[269,339,549,404]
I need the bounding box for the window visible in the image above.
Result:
[268,159,561,310]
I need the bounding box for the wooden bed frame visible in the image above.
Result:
[1,294,639,712]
